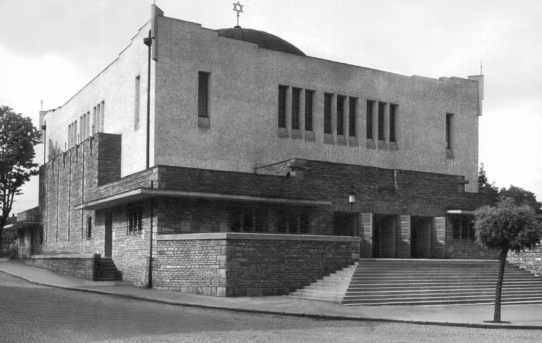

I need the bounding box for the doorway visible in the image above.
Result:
[104,212,113,258]
[372,215,398,258]
[411,216,432,258]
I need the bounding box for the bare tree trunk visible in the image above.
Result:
[494,248,508,322]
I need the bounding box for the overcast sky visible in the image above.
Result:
[1,0,541,215]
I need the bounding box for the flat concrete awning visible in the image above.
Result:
[74,188,331,211]
[447,209,475,215]
[3,221,40,231]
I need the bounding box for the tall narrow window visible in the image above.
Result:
[337,95,345,135]
[86,217,92,239]
[198,72,209,118]
[100,101,104,133]
[349,97,357,137]
[92,107,97,135]
[86,111,90,138]
[378,102,385,141]
[278,85,287,128]
[135,75,141,130]
[96,103,101,133]
[446,113,453,149]
[390,104,397,142]
[292,88,301,130]
[366,100,374,139]
[324,93,332,134]
[305,90,313,131]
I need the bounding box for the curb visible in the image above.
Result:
[1,268,541,330]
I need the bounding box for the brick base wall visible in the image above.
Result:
[22,254,98,280]
[154,233,360,296]
[508,247,542,276]
[447,239,499,259]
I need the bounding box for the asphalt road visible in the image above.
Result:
[0,272,540,343]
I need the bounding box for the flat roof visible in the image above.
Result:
[75,188,331,211]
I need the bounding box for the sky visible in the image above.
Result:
[1,0,541,215]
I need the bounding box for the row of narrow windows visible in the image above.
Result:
[278,85,399,143]
[196,72,454,152]
[67,101,105,149]
[278,86,315,131]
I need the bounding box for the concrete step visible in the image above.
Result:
[289,259,542,306]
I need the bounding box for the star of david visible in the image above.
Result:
[233,2,243,15]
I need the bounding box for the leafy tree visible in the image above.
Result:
[474,198,542,322]
[499,185,541,211]
[0,106,41,248]
[478,163,498,196]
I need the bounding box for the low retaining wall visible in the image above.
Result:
[448,239,499,260]
[22,254,98,280]
[155,233,360,297]
[508,247,542,276]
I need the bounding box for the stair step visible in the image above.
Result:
[289,259,542,306]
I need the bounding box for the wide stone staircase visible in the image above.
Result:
[289,259,542,306]
[96,257,122,281]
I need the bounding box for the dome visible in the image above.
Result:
[217,27,306,56]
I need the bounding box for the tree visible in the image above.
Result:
[0,106,41,248]
[478,163,498,196]
[499,185,541,211]
[474,198,542,322]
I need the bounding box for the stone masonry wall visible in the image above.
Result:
[22,255,97,280]
[154,233,360,297]
[508,247,542,276]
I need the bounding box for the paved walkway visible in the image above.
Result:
[1,259,541,329]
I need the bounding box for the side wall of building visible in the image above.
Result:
[154,16,480,191]
[43,22,154,178]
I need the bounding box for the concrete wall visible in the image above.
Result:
[154,233,360,296]
[154,16,480,191]
[43,22,154,177]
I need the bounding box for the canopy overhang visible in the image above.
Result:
[74,188,331,211]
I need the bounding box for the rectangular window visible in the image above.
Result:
[337,95,345,136]
[92,106,97,135]
[128,206,143,235]
[366,100,374,139]
[446,113,453,149]
[255,208,266,233]
[349,97,357,137]
[96,103,101,133]
[390,104,397,142]
[278,85,287,128]
[198,72,209,118]
[378,102,385,141]
[324,93,333,134]
[135,75,140,130]
[277,209,310,234]
[305,90,313,131]
[100,101,104,133]
[86,217,92,239]
[230,207,266,233]
[292,88,301,130]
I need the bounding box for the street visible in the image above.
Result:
[0,272,539,343]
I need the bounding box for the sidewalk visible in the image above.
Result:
[1,260,541,330]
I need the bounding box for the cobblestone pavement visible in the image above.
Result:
[1,272,540,343]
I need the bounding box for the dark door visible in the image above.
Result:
[372,215,381,257]
[104,212,113,258]
[411,217,419,258]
